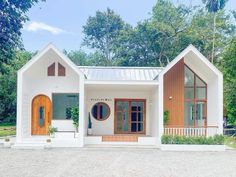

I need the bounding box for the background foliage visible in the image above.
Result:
[0,0,235,124]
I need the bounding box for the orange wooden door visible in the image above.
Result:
[32,95,52,135]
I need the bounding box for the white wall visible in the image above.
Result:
[85,88,155,136]
[150,87,159,138]
[184,53,223,134]
[21,49,80,138]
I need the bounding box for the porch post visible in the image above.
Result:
[16,72,23,143]
[217,74,223,135]
[79,75,85,147]
[158,75,164,147]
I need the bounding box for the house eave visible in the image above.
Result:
[84,80,159,85]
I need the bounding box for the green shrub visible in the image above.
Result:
[71,107,79,131]
[163,110,169,125]
[161,134,225,145]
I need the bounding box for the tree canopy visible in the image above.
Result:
[0,0,236,124]
[220,37,236,124]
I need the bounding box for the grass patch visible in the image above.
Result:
[225,136,236,149]
[0,126,16,137]
[0,122,16,126]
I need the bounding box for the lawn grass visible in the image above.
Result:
[0,125,16,137]
[224,136,236,149]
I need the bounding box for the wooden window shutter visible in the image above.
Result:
[58,63,66,76]
[47,62,55,76]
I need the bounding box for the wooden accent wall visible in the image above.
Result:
[164,59,184,127]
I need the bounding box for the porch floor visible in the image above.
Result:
[102,135,138,142]
[88,134,151,142]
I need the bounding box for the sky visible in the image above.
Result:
[22,0,236,52]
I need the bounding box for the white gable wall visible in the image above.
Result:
[184,53,223,132]
[20,49,80,138]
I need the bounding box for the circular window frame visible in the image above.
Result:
[91,102,110,121]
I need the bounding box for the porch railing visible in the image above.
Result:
[164,126,218,137]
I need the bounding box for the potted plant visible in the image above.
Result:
[87,112,92,135]
[48,125,58,138]
[164,110,169,126]
[71,107,79,137]
[3,138,11,148]
[71,107,79,132]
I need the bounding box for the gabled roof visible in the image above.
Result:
[18,43,221,82]
[157,44,222,79]
[18,43,84,78]
[78,66,163,81]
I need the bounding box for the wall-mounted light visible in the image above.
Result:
[169,96,173,100]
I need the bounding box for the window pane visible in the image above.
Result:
[138,123,143,132]
[116,101,128,112]
[131,123,137,132]
[196,88,206,99]
[92,102,110,120]
[185,87,194,99]
[116,112,122,131]
[131,112,137,121]
[184,102,194,126]
[138,112,143,121]
[196,77,206,87]
[53,94,79,120]
[184,66,194,86]
[131,102,144,111]
[196,102,205,127]
[38,106,44,127]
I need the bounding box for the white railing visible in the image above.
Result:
[164,127,218,137]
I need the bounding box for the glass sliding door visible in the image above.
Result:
[115,99,146,134]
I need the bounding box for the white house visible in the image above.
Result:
[14,43,223,148]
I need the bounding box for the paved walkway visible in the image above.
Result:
[0,148,235,177]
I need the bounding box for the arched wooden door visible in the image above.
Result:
[32,95,52,135]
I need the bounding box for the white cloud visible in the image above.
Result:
[24,21,65,35]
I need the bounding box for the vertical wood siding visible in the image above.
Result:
[164,59,184,127]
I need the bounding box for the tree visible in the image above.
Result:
[116,0,192,67]
[116,21,161,66]
[66,50,91,66]
[66,50,108,66]
[221,38,236,124]
[150,0,192,66]
[0,0,45,73]
[82,8,130,65]
[202,0,228,63]
[0,51,32,123]
[186,8,234,61]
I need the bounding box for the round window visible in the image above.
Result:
[91,102,110,121]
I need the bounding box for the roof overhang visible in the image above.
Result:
[84,80,159,85]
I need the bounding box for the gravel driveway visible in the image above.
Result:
[0,148,235,177]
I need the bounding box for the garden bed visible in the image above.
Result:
[161,144,225,151]
[161,134,225,151]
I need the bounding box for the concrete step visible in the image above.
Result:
[54,132,77,139]
[49,139,82,148]
[102,135,138,142]
[84,144,158,149]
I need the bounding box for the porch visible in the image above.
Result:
[83,82,160,145]
[84,134,157,146]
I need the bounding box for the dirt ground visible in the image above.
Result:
[0,148,235,177]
